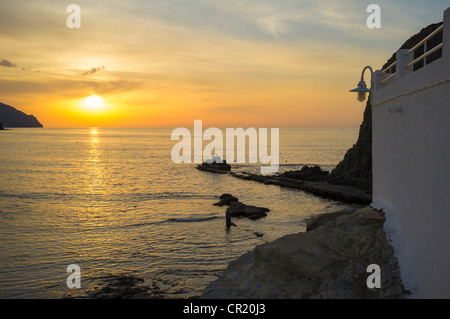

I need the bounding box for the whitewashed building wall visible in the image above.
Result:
[371,7,450,298]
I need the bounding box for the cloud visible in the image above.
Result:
[82,66,105,76]
[0,58,40,72]
[0,59,17,68]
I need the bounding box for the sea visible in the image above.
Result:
[0,127,360,298]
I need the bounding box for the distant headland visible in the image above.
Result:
[0,102,43,128]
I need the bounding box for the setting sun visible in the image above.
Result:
[82,95,104,109]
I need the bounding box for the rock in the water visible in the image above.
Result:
[214,194,239,206]
[214,194,270,221]
[229,201,269,220]
[201,206,409,299]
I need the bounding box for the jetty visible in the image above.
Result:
[231,171,372,205]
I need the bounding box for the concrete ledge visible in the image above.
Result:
[231,172,372,205]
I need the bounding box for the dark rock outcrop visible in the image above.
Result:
[0,102,43,127]
[327,98,372,192]
[281,165,329,182]
[0,122,4,130]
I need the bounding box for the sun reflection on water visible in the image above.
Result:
[91,128,99,144]
[85,128,105,194]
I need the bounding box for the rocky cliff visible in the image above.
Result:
[327,98,372,192]
[201,206,408,299]
[0,102,43,127]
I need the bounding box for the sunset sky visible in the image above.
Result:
[0,0,448,128]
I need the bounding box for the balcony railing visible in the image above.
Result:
[380,60,397,84]
[379,23,444,86]
[407,24,444,70]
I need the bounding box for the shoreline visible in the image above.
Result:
[196,166,408,299]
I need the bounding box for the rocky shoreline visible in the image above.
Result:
[201,206,409,299]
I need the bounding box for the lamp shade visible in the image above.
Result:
[349,80,371,102]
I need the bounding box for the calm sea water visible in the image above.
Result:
[0,127,359,298]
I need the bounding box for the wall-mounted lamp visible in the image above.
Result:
[350,66,373,102]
